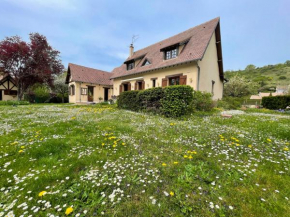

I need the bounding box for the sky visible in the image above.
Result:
[0,0,289,72]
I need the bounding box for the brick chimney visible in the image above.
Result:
[129,44,134,57]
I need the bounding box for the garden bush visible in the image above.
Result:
[262,95,290,110]
[217,97,245,109]
[118,86,213,117]
[117,90,140,111]
[160,85,194,117]
[33,86,50,103]
[191,91,213,111]
[137,87,164,113]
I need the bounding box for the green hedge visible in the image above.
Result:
[117,85,195,117]
[160,85,194,117]
[117,90,140,111]
[262,95,290,109]
[138,87,164,113]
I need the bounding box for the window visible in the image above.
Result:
[152,79,156,87]
[165,48,178,60]
[142,59,151,66]
[70,85,75,95]
[4,90,17,95]
[81,88,87,95]
[123,83,129,91]
[138,82,142,90]
[127,61,134,70]
[169,76,180,85]
[211,80,215,95]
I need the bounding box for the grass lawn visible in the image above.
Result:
[0,104,290,216]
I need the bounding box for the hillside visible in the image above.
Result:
[225,61,290,92]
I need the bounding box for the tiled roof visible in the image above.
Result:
[111,17,221,79]
[67,63,112,85]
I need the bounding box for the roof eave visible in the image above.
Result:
[111,59,200,80]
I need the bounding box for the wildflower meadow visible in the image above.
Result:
[0,104,290,216]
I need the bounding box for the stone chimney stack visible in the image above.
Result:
[129,44,134,57]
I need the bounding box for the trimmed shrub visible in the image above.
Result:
[161,85,194,117]
[192,91,213,111]
[262,95,290,110]
[34,86,50,103]
[137,87,164,113]
[117,90,140,111]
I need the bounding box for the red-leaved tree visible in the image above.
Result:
[0,33,64,100]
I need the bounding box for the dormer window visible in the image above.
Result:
[142,59,151,66]
[164,47,178,60]
[127,61,134,70]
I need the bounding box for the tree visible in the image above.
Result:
[223,75,258,97]
[0,33,64,100]
[285,60,290,66]
[53,72,68,103]
[245,64,256,71]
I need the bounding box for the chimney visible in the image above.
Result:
[129,44,134,57]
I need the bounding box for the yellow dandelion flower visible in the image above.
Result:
[170,123,175,126]
[184,155,188,158]
[170,191,174,196]
[21,146,25,149]
[188,155,193,159]
[162,163,167,166]
[248,145,252,148]
[19,150,24,153]
[191,151,197,154]
[65,207,73,215]
[39,191,47,197]
[284,147,289,151]
[236,144,240,146]
[267,139,272,142]
[102,143,105,146]
[113,144,116,148]
[122,143,125,146]
[173,162,179,165]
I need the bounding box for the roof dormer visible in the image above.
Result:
[142,59,151,66]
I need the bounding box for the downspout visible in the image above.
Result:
[197,61,200,91]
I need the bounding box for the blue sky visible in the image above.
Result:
[0,0,289,72]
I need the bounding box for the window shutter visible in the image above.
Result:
[119,85,123,94]
[142,81,145,90]
[135,82,138,90]
[162,78,167,87]
[180,75,187,85]
[128,83,131,91]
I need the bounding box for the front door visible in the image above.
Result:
[88,86,94,102]
[0,90,2,101]
[104,88,109,101]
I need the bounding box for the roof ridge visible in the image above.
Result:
[69,63,111,74]
[127,17,220,59]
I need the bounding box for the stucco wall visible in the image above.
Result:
[197,32,223,100]
[68,81,113,103]
[0,80,18,101]
[112,62,198,95]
